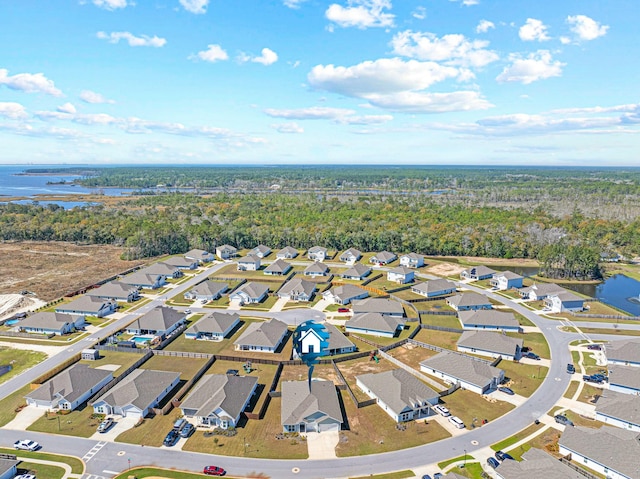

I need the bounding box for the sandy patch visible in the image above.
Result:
[95,364,121,371]
[0,340,63,356]
[0,294,46,321]
[426,262,465,277]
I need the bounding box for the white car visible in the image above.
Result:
[14,439,40,451]
[448,416,465,429]
[434,405,450,417]
[185,309,192,314]
[15,474,37,479]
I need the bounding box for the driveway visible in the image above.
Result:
[89,415,138,441]
[306,430,339,459]
[4,405,44,430]
[269,297,289,313]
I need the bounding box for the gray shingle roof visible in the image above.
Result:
[187,280,228,298]
[356,369,438,417]
[461,265,496,277]
[457,310,520,328]
[606,339,640,363]
[0,459,18,476]
[251,245,271,255]
[346,312,405,334]
[351,298,405,315]
[447,292,492,308]
[88,281,138,299]
[388,266,413,275]
[324,284,369,302]
[304,262,329,274]
[495,448,585,479]
[185,248,212,259]
[324,322,355,351]
[217,244,237,252]
[278,278,316,297]
[57,296,114,314]
[20,312,77,330]
[560,425,640,479]
[186,312,239,335]
[519,282,565,296]
[120,272,164,287]
[26,363,112,404]
[402,252,423,260]
[281,380,342,426]
[277,246,298,258]
[457,331,523,356]
[94,369,179,410]
[420,351,503,388]
[608,365,640,390]
[492,270,523,280]
[264,259,292,274]
[341,263,371,278]
[234,319,288,348]
[553,291,584,303]
[238,254,261,264]
[340,248,362,260]
[372,251,396,263]
[308,246,327,254]
[180,374,257,420]
[412,279,456,295]
[163,256,197,268]
[596,390,640,427]
[140,262,180,276]
[127,306,184,332]
[234,282,270,300]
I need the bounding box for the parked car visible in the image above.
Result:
[434,405,450,417]
[15,474,36,479]
[97,417,114,433]
[587,344,601,350]
[433,474,443,479]
[226,369,239,376]
[203,465,226,476]
[173,418,187,432]
[583,374,604,384]
[487,457,500,469]
[14,440,40,451]
[525,352,540,360]
[567,364,576,374]
[448,416,465,429]
[554,414,574,426]
[338,307,350,313]
[495,450,514,462]
[421,475,432,479]
[163,429,180,447]
[180,422,195,438]
[498,386,514,395]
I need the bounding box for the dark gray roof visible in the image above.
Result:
[57,295,113,314]
[401,252,423,260]
[234,282,270,299]
[180,374,257,419]
[140,262,180,276]
[88,281,138,299]
[495,448,584,479]
[608,365,640,390]
[278,278,316,297]
[372,251,396,262]
[457,310,520,328]
[281,380,342,426]
[234,319,288,348]
[356,369,438,416]
[264,259,292,274]
[461,265,496,277]
[346,312,405,334]
[552,291,584,303]
[341,263,371,278]
[94,369,179,410]
[420,351,503,388]
[127,306,184,332]
[26,363,112,403]
[352,298,404,315]
[217,244,237,252]
[447,292,492,308]
[596,390,640,427]
[305,262,329,274]
[0,459,18,476]
[187,280,228,297]
[185,248,212,258]
[163,256,197,267]
[606,339,640,363]
[519,282,565,296]
[324,322,356,351]
[277,246,298,257]
[457,331,523,356]
[120,272,164,286]
[560,425,640,479]
[20,312,78,330]
[186,312,239,335]
[412,279,456,295]
[324,284,369,301]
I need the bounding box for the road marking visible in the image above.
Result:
[102,470,121,476]
[83,441,107,462]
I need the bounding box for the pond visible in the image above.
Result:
[565,274,640,316]
[491,265,540,278]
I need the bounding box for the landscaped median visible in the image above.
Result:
[113,467,243,478]
[0,447,84,476]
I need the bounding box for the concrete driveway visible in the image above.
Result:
[3,405,44,430]
[89,415,138,441]
[306,430,339,459]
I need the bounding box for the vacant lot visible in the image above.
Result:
[0,346,48,384]
[386,343,439,371]
[0,241,143,301]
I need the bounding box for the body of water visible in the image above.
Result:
[565,274,640,316]
[0,199,98,209]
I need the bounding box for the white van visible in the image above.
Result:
[448,416,465,429]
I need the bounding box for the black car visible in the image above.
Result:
[567,364,575,374]
[498,386,515,395]
[583,374,604,384]
[554,414,574,426]
[163,429,179,447]
[495,450,514,462]
[226,369,239,376]
[487,457,500,469]
[525,352,540,360]
[587,344,601,350]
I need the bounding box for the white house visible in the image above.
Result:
[339,248,362,264]
[229,282,270,304]
[340,263,371,280]
[420,351,504,395]
[411,279,457,298]
[456,331,523,361]
[276,246,298,259]
[457,310,522,332]
[446,292,492,312]
[184,248,215,263]
[19,312,85,336]
[237,254,261,271]
[307,246,328,262]
[595,390,640,432]
[460,265,496,281]
[264,259,292,276]
[345,312,405,338]
[606,339,640,368]
[277,277,316,302]
[120,272,166,290]
[544,292,584,313]
[250,244,271,258]
[387,266,415,284]
[281,380,343,433]
[125,305,186,338]
[184,312,240,341]
[324,323,356,355]
[56,296,116,318]
[304,262,329,277]
[322,284,369,305]
[234,318,288,353]
[184,280,228,301]
[490,271,524,290]
[88,281,140,302]
[607,365,640,396]
[518,282,566,300]
[370,251,397,265]
[299,328,323,354]
[400,253,424,268]
[216,244,237,260]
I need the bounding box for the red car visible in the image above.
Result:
[338,307,350,313]
[203,466,226,476]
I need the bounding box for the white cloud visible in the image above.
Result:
[450,0,479,5]
[96,31,166,47]
[325,0,394,29]
[496,50,564,84]
[412,6,426,20]
[391,30,498,67]
[0,102,28,119]
[92,0,129,10]
[264,106,356,120]
[251,48,278,66]
[80,90,115,104]
[57,103,77,114]
[0,69,63,96]
[337,114,393,125]
[366,90,492,113]
[272,122,304,133]
[559,36,571,45]
[179,0,209,14]
[519,18,550,42]
[191,44,229,63]
[567,15,609,41]
[283,0,306,8]
[476,20,494,33]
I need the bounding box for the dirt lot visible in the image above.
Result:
[0,241,144,301]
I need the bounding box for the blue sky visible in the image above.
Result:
[0,0,637,165]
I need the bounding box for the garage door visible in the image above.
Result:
[318,422,339,432]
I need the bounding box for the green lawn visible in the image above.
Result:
[490,421,546,452]
[240,294,279,311]
[0,384,33,427]
[350,471,415,479]
[114,468,240,479]
[0,448,84,474]
[28,404,102,438]
[438,454,474,469]
[80,349,146,377]
[449,462,485,479]
[140,355,208,381]
[563,380,580,399]
[0,347,48,384]
[420,313,461,330]
[498,360,547,397]
[116,408,182,447]
[16,462,66,479]
[439,389,515,428]
[412,328,461,350]
[164,318,254,354]
[366,322,420,346]
[508,331,550,359]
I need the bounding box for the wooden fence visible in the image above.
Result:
[559,456,601,479]
[419,323,464,334]
[407,339,493,365]
[88,350,153,406]
[32,353,81,387]
[0,330,55,339]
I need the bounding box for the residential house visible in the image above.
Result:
[163,256,199,270]
[184,312,240,341]
[518,282,566,300]
[88,281,140,302]
[304,262,329,277]
[340,263,371,280]
[456,331,523,361]
[120,272,166,290]
[56,296,116,318]
[185,248,215,263]
[19,312,85,336]
[446,292,492,311]
[356,368,438,423]
[351,298,405,317]
[559,425,640,479]
[184,280,228,301]
[411,279,457,298]
[308,246,328,262]
[264,259,292,276]
[324,323,356,355]
[345,312,405,338]
[606,339,640,367]
[490,271,524,290]
[140,262,183,279]
[387,266,415,284]
[180,374,258,429]
[322,284,369,305]
[281,380,343,433]
[250,244,271,258]
[399,252,425,268]
[607,365,640,396]
[82,349,100,360]
[460,265,496,281]
[457,310,522,332]
[276,246,298,259]
[277,278,317,302]
[92,369,180,419]
[26,363,112,411]
[370,251,397,265]
[339,248,362,264]
[229,282,270,304]
[420,351,504,394]
[234,318,288,353]
[595,390,640,432]
[0,459,18,479]
[544,291,585,313]
[215,244,237,260]
[494,448,586,479]
[125,305,186,338]
[237,254,261,271]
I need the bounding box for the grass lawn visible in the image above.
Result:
[386,342,439,372]
[415,299,455,313]
[514,312,535,327]
[392,289,428,301]
[498,360,547,397]
[508,331,550,359]
[80,349,146,377]
[164,318,254,354]
[369,322,420,346]
[27,403,102,438]
[367,277,413,291]
[0,384,33,427]
[563,380,580,399]
[336,390,451,457]
[449,462,485,479]
[0,449,83,474]
[114,467,242,479]
[336,356,399,402]
[420,313,462,330]
[438,454,474,469]
[583,301,635,317]
[140,355,208,381]
[350,471,415,479]
[438,389,515,428]
[412,328,461,350]
[240,295,279,311]
[278,364,338,386]
[576,384,603,404]
[16,462,66,479]
[515,427,562,459]
[116,407,182,447]
[217,328,294,362]
[574,327,640,337]
[0,347,48,384]
[490,421,546,453]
